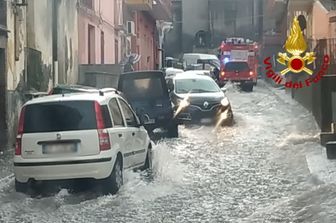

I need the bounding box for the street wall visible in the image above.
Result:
[5,0,78,146]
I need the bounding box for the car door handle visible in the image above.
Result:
[118,134,123,138]
[132,132,135,136]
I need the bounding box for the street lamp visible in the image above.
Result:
[157,21,173,70]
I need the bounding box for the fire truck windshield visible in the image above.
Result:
[224,61,250,72]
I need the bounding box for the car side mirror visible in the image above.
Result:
[221,88,227,93]
[138,113,150,126]
[167,83,174,93]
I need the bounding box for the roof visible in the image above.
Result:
[225,60,249,63]
[174,71,213,80]
[183,53,219,60]
[54,84,96,89]
[120,71,165,80]
[53,84,98,93]
[183,70,210,75]
[24,92,119,106]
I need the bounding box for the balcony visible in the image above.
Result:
[125,0,153,11]
[149,0,172,20]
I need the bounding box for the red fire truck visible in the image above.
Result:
[218,38,259,92]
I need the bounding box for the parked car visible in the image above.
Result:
[183,53,220,70]
[14,91,152,194]
[166,72,233,126]
[118,71,178,137]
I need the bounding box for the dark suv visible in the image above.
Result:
[118,71,178,137]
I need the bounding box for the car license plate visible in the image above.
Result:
[43,143,77,154]
[201,118,212,124]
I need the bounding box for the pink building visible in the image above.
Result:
[125,0,172,71]
[78,0,122,64]
[134,11,158,70]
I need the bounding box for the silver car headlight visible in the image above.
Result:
[178,98,190,108]
[221,97,230,107]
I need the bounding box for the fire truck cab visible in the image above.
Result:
[218,38,259,92]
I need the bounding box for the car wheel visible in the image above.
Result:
[141,146,153,171]
[167,123,179,138]
[102,157,123,194]
[15,180,29,194]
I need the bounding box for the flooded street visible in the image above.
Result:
[0,82,335,223]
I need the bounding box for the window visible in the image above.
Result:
[23,101,97,133]
[101,105,112,128]
[108,98,124,127]
[224,62,249,72]
[101,31,105,64]
[81,0,94,10]
[118,99,138,127]
[88,25,95,64]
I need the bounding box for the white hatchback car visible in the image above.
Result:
[14,89,152,194]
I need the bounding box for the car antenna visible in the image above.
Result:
[99,90,104,96]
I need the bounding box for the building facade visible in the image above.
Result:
[262,0,336,143]
[78,0,122,65]
[124,0,172,70]
[0,0,78,148]
[165,0,263,56]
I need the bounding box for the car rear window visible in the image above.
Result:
[121,77,165,100]
[224,62,249,72]
[23,101,97,133]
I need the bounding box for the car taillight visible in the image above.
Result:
[15,135,22,156]
[15,107,25,155]
[249,71,254,76]
[94,101,111,151]
[221,71,225,77]
[98,130,110,151]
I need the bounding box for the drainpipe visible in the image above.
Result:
[157,21,173,70]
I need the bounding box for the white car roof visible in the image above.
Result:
[24,92,119,106]
[165,67,184,74]
[183,53,219,60]
[174,72,213,80]
[183,70,210,74]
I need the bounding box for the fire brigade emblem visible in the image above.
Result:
[277,17,315,75]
